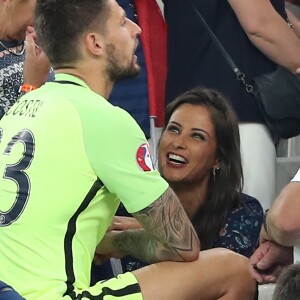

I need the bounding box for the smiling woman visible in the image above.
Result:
[159,87,263,252]
[159,104,219,187]
[114,87,264,273]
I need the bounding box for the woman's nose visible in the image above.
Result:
[172,135,187,149]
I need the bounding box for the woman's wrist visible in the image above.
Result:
[18,83,37,98]
[19,83,37,93]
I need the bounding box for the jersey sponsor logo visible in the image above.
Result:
[136,143,154,172]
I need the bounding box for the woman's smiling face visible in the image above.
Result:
[158,103,219,184]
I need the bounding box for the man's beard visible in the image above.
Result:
[105,43,140,82]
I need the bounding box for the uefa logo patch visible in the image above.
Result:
[136,143,154,172]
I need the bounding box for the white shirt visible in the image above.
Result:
[292,168,300,182]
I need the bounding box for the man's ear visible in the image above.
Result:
[85,33,105,56]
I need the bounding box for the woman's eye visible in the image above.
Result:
[167,125,179,133]
[192,133,205,140]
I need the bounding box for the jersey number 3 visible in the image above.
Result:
[0,128,35,226]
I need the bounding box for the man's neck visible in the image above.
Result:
[55,66,114,99]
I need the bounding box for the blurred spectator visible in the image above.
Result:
[272,263,300,300]
[0,0,50,119]
[162,0,300,211]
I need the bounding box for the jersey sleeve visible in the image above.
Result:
[80,100,168,213]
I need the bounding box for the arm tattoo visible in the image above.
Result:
[112,187,200,263]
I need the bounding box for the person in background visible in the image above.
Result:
[0,0,50,119]
[102,87,263,274]
[272,263,300,300]
[162,0,300,212]
[0,0,257,299]
[249,169,300,284]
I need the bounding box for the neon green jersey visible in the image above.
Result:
[0,74,168,299]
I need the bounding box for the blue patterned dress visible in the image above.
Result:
[214,194,263,257]
[121,193,263,272]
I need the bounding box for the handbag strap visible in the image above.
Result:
[189,1,255,93]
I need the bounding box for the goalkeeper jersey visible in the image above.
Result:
[0,73,168,299]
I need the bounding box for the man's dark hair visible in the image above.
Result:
[273,263,300,300]
[34,0,109,68]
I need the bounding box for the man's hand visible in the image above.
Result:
[23,27,50,88]
[249,241,293,283]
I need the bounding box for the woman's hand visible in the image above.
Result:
[23,28,50,88]
[94,230,128,265]
[93,216,142,265]
[108,216,142,231]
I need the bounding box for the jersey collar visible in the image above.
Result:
[54,73,90,90]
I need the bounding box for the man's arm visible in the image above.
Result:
[96,187,200,263]
[262,181,300,246]
[249,170,300,283]
[228,0,300,73]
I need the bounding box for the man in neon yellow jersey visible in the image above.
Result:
[0,0,256,299]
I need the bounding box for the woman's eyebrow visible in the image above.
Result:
[169,121,209,136]
[191,127,208,134]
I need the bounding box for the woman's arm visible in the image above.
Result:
[23,29,50,88]
[262,181,300,246]
[228,0,300,73]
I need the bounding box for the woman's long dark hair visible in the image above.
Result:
[162,87,244,249]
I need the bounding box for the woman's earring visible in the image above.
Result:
[212,167,220,182]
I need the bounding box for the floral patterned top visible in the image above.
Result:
[214,193,263,257]
[0,40,54,120]
[0,40,24,119]
[116,193,264,272]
